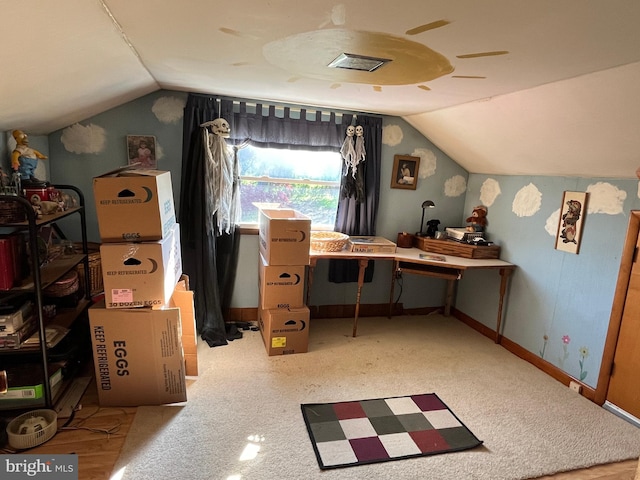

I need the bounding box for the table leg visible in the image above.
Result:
[306,258,317,307]
[444,279,455,316]
[495,268,513,344]
[352,259,369,337]
[388,261,398,318]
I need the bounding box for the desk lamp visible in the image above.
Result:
[416,200,435,237]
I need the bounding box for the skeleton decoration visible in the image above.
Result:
[340,124,366,180]
[340,125,356,176]
[210,117,230,138]
[339,124,365,202]
[354,125,365,166]
[201,117,239,235]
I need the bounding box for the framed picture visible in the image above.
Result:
[127,135,157,169]
[555,191,588,254]
[391,154,420,190]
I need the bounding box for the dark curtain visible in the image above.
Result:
[180,95,240,347]
[180,94,354,345]
[329,115,383,283]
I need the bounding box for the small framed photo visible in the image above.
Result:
[127,135,157,169]
[555,191,588,254]
[391,154,420,190]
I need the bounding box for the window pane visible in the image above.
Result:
[239,146,342,182]
[238,146,342,227]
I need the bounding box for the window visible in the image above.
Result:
[238,145,342,229]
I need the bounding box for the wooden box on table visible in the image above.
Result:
[413,237,500,259]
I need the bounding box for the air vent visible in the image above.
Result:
[327,53,392,72]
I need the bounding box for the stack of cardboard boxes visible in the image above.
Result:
[88,167,196,406]
[258,209,311,356]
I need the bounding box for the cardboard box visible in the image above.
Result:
[258,254,305,310]
[259,209,311,266]
[348,236,397,254]
[93,166,176,242]
[170,275,198,376]
[88,301,187,406]
[258,306,310,356]
[101,223,182,309]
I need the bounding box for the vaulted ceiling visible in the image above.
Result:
[3,1,640,178]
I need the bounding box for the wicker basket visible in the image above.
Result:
[310,231,349,252]
[43,269,79,297]
[0,198,26,224]
[74,242,103,296]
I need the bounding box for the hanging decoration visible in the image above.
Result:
[340,125,356,174]
[340,122,365,201]
[554,191,588,255]
[201,116,237,235]
[354,125,366,167]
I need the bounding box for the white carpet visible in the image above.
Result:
[112,315,640,480]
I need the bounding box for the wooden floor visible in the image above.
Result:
[2,377,638,480]
[2,376,136,480]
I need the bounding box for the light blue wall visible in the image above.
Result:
[31,89,639,390]
[47,91,187,241]
[458,174,639,387]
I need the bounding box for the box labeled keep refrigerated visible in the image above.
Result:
[259,209,311,266]
[101,223,182,309]
[88,301,187,406]
[258,254,305,310]
[93,166,176,242]
[258,306,310,356]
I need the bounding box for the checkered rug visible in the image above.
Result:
[301,393,483,469]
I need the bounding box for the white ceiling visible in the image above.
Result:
[3,0,640,178]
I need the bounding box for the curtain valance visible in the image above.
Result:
[189,94,354,151]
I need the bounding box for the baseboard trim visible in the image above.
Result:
[227,304,440,322]
[452,308,596,403]
[227,304,596,403]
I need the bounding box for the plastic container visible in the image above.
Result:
[6,409,58,449]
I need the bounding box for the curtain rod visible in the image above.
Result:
[193,92,382,118]
[243,102,344,117]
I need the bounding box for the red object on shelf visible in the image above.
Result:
[23,186,56,203]
[0,236,16,290]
